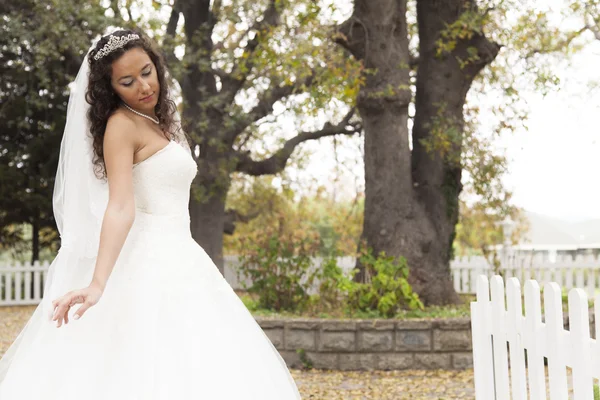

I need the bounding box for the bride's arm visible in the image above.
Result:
[90,115,138,291]
[52,115,138,327]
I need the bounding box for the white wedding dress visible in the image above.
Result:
[0,139,301,399]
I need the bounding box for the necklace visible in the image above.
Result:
[122,103,159,125]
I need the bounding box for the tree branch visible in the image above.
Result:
[334,16,368,61]
[213,16,255,53]
[409,54,419,69]
[223,208,261,235]
[220,0,282,104]
[212,0,223,19]
[211,67,239,89]
[164,0,181,69]
[235,109,362,176]
[585,24,600,41]
[125,0,134,23]
[179,0,220,98]
[166,1,180,37]
[584,3,600,40]
[225,73,316,143]
[110,0,120,19]
[524,25,587,58]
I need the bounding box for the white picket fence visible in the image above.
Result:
[471,275,600,399]
[3,254,600,305]
[0,261,48,305]
[453,254,600,297]
[0,256,358,306]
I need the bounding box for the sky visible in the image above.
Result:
[499,41,600,221]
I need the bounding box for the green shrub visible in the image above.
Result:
[313,249,423,318]
[237,234,319,312]
[312,256,354,312]
[343,249,424,317]
[238,237,423,318]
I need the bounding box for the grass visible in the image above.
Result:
[238,291,474,320]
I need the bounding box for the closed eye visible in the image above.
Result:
[122,70,152,87]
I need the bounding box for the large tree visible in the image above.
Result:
[335,1,498,304]
[156,0,362,271]
[336,0,594,304]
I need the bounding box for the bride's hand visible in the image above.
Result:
[51,282,104,328]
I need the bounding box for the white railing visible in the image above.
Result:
[221,255,357,292]
[0,261,48,305]
[0,256,358,306]
[452,254,600,296]
[3,254,600,305]
[471,275,599,399]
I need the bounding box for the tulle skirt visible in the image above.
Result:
[0,212,301,399]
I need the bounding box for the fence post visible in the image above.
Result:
[506,278,527,400]
[569,288,593,400]
[471,275,495,399]
[524,280,547,399]
[544,282,568,400]
[490,276,510,399]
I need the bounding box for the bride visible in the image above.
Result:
[0,29,301,399]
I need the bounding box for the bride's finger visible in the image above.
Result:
[64,293,83,324]
[52,292,73,322]
[52,301,66,321]
[55,301,70,327]
[51,296,64,311]
[73,299,93,321]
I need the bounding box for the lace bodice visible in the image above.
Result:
[131,140,197,216]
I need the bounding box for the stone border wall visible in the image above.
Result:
[256,317,473,370]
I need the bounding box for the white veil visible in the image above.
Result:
[0,32,190,383]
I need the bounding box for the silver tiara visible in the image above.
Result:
[93,33,140,61]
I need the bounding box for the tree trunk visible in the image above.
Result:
[189,186,227,273]
[184,101,231,274]
[409,0,500,304]
[337,0,420,284]
[31,211,39,264]
[339,0,500,305]
[176,0,363,275]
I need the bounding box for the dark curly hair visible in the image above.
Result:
[86,29,181,178]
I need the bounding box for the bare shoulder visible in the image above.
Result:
[104,111,137,147]
[103,111,138,165]
[104,111,136,143]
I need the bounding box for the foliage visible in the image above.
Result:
[342,249,424,318]
[0,224,58,263]
[159,0,364,204]
[224,175,363,257]
[236,229,321,312]
[312,257,350,312]
[237,225,423,317]
[0,0,111,258]
[455,0,600,242]
[454,200,529,268]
